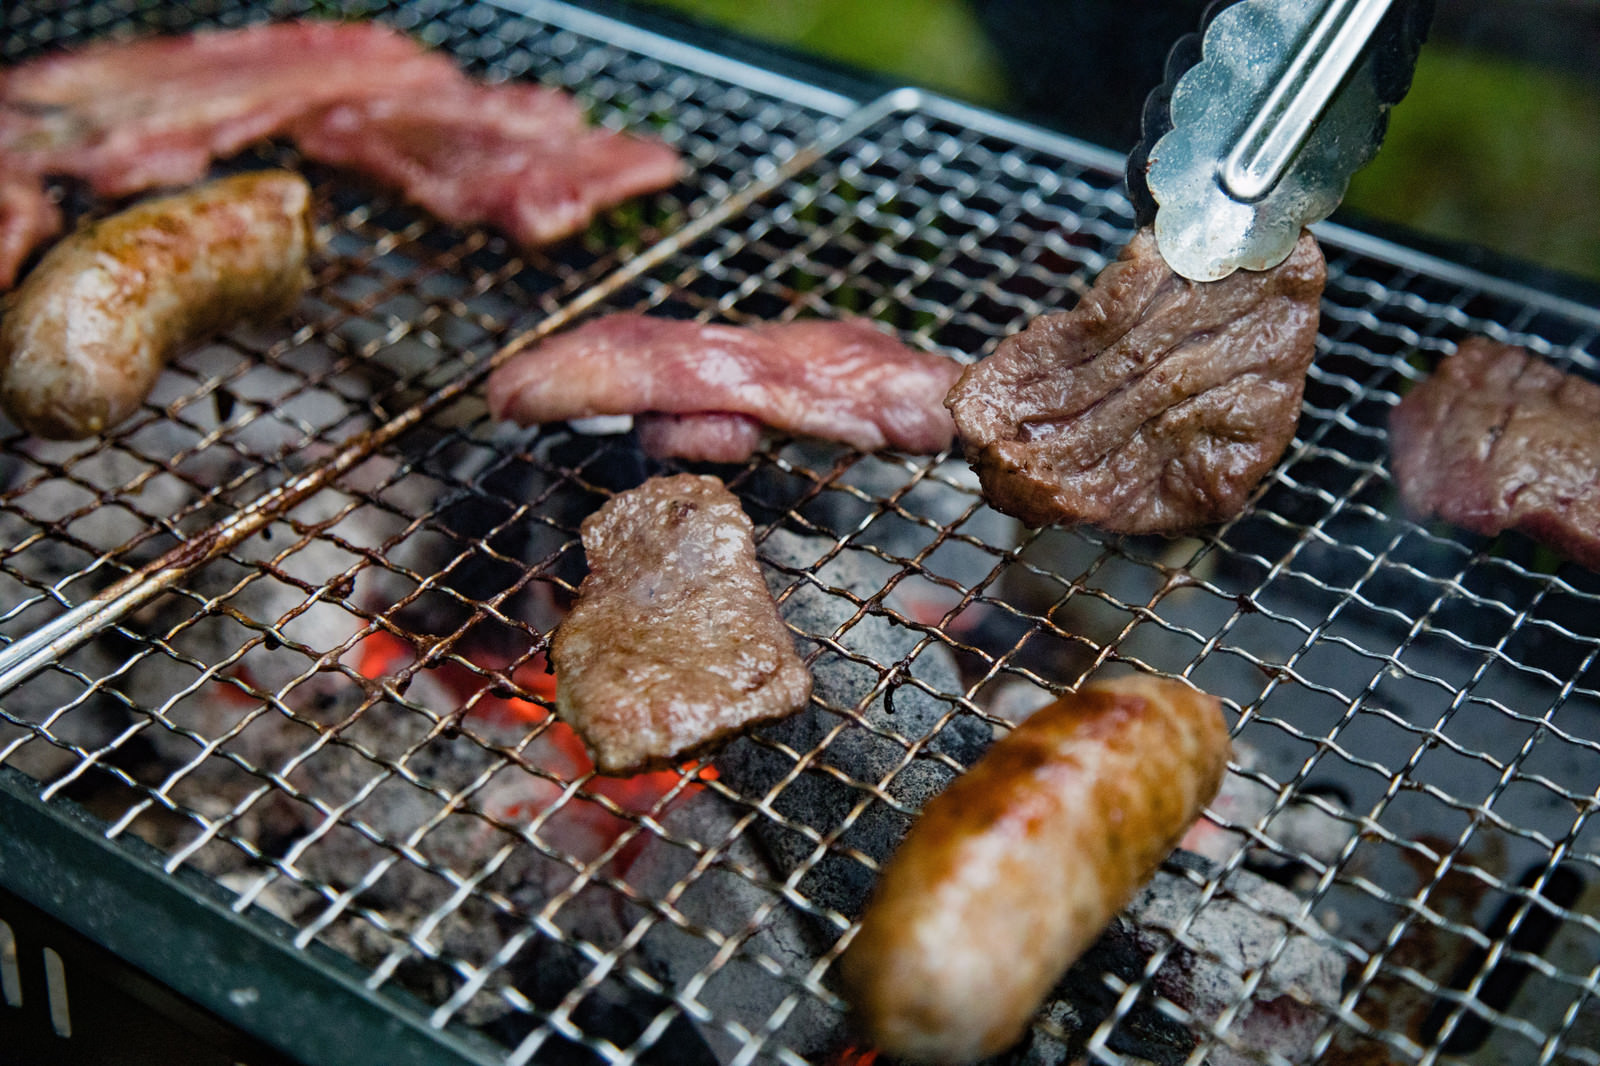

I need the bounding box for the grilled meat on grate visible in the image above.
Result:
[947,227,1324,533]
[0,21,456,287]
[0,171,314,439]
[1389,336,1600,570]
[0,19,683,291]
[551,473,812,774]
[290,77,683,250]
[487,314,963,461]
[838,675,1229,1063]
[2,3,1596,1063]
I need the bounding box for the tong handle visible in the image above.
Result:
[1127,0,1433,280]
[1222,0,1396,203]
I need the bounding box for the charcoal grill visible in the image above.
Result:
[4,1,1600,1064]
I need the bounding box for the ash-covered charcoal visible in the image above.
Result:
[1126,857,1345,1066]
[991,918,1198,1066]
[992,854,1345,1065]
[0,376,426,785]
[1187,753,1357,890]
[624,790,845,1062]
[947,227,1325,533]
[176,662,823,1060]
[1389,336,1600,570]
[715,528,993,920]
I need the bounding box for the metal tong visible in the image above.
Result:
[1127,0,1434,281]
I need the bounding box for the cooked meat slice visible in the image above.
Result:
[1389,337,1600,569]
[635,412,766,463]
[0,21,459,197]
[289,78,683,248]
[487,314,963,459]
[0,172,60,291]
[946,228,1325,533]
[550,474,812,774]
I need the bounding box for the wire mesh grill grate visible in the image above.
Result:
[3,1,1600,1063]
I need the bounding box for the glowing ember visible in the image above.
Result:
[894,587,986,637]
[209,662,268,707]
[349,630,717,874]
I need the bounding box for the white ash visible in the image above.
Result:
[989,856,1345,1066]
[624,792,843,1062]
[0,329,398,751]
[982,674,1061,725]
[0,323,542,794]
[166,642,833,1062]
[1127,861,1346,1066]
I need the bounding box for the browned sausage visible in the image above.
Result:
[0,170,313,439]
[837,674,1230,1064]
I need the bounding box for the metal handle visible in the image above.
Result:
[1220,0,1398,203]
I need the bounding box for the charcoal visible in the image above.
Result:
[715,527,992,920]
[984,853,1344,1065]
[986,916,1197,1066]
[1128,857,1346,1066]
[626,790,843,1062]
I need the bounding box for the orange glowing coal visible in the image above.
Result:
[350,631,717,871]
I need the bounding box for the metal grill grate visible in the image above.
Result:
[4,1,1600,1064]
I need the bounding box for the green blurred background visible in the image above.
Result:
[638,0,1600,286]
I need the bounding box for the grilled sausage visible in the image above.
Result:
[837,674,1230,1064]
[0,170,313,439]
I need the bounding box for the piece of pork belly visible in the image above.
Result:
[289,78,683,248]
[946,228,1325,533]
[1389,337,1600,570]
[487,314,963,460]
[550,473,812,775]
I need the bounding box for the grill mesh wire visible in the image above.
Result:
[3,1,1600,1063]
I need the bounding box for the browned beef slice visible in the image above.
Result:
[945,228,1325,533]
[1388,337,1600,570]
[550,473,812,774]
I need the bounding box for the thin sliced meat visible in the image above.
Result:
[0,20,681,290]
[487,314,963,459]
[946,227,1325,533]
[551,473,812,774]
[1388,337,1600,569]
[0,21,459,197]
[635,412,766,463]
[0,172,60,290]
[290,79,682,248]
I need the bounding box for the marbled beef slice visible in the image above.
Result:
[486,314,962,462]
[1388,337,1600,570]
[946,227,1325,533]
[550,474,812,774]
